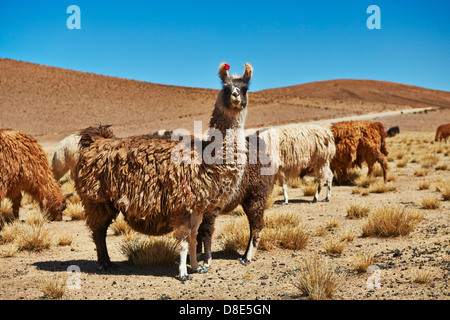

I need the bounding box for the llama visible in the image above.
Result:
[258,124,336,204]
[435,123,450,142]
[386,126,400,137]
[52,133,81,181]
[197,134,275,267]
[0,129,65,223]
[74,63,253,280]
[331,121,389,185]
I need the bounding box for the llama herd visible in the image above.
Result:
[0,63,449,281]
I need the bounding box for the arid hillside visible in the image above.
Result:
[1,58,449,143]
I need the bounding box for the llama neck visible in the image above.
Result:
[208,94,247,136]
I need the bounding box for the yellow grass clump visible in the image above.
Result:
[420,197,441,210]
[346,204,370,219]
[38,275,67,300]
[291,256,345,300]
[361,206,423,237]
[351,251,378,273]
[120,235,179,266]
[218,211,309,252]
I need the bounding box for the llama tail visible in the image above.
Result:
[79,124,115,149]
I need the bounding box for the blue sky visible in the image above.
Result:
[0,1,449,91]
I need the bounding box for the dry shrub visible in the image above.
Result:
[413,268,434,284]
[420,197,441,210]
[435,179,450,201]
[303,184,318,197]
[368,181,397,193]
[1,198,14,224]
[418,181,430,190]
[355,176,377,188]
[38,275,67,299]
[351,251,378,273]
[435,163,448,171]
[266,186,281,209]
[420,155,440,169]
[324,237,345,256]
[289,177,303,188]
[15,223,53,251]
[110,214,133,235]
[219,211,309,252]
[63,202,85,220]
[395,159,408,168]
[56,233,73,246]
[291,256,345,300]
[346,204,370,219]
[120,235,179,266]
[362,206,423,237]
[339,229,355,242]
[414,168,428,177]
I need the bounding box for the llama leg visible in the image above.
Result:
[311,184,321,203]
[197,210,217,268]
[85,202,117,270]
[282,184,289,205]
[11,192,23,220]
[188,213,207,273]
[240,200,264,264]
[321,167,333,202]
[178,239,191,281]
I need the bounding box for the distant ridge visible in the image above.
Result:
[1,58,449,142]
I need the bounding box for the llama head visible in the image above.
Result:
[218,63,253,110]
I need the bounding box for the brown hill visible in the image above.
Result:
[1,58,449,143]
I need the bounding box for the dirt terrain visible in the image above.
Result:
[0,59,449,301]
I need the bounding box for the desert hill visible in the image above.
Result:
[1,58,449,143]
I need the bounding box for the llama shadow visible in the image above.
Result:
[33,259,179,278]
[273,199,314,205]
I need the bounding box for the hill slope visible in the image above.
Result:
[1,58,449,142]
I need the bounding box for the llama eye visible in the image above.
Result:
[241,87,248,94]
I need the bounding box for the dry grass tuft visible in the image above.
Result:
[418,181,430,190]
[219,211,309,252]
[110,214,133,235]
[291,256,345,300]
[412,268,434,284]
[420,197,441,210]
[346,204,370,219]
[15,223,53,251]
[63,202,85,220]
[120,235,179,266]
[303,184,318,197]
[38,275,67,299]
[323,237,345,256]
[361,206,423,237]
[351,251,378,273]
[368,181,397,193]
[1,198,15,224]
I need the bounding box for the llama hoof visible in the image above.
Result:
[196,265,208,274]
[321,199,330,202]
[177,275,193,282]
[238,258,251,265]
[281,202,288,206]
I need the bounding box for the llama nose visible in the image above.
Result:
[232,88,240,97]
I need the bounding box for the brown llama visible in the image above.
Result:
[435,123,450,142]
[0,129,65,224]
[331,121,389,184]
[196,134,276,267]
[74,63,253,280]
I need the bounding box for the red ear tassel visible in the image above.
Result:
[224,63,230,70]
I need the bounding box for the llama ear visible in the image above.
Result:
[218,63,230,81]
[242,63,253,82]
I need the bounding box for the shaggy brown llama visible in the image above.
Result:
[0,129,64,224]
[435,123,450,142]
[74,63,253,280]
[331,121,389,184]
